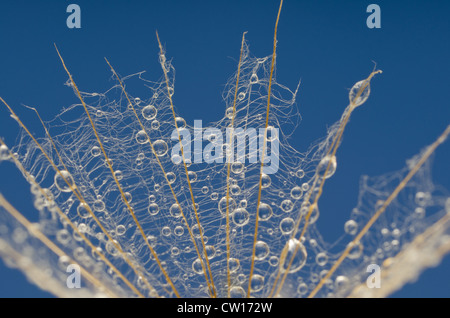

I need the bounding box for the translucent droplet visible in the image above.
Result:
[192,258,204,274]
[415,192,431,207]
[153,140,168,156]
[265,126,278,142]
[280,238,307,273]
[230,184,241,196]
[344,220,358,235]
[316,252,328,266]
[166,172,176,184]
[349,79,370,107]
[255,241,270,260]
[261,174,271,188]
[317,155,337,179]
[161,226,171,236]
[91,146,101,157]
[204,245,216,260]
[228,258,240,273]
[238,92,246,101]
[114,170,123,181]
[116,225,126,236]
[232,208,249,226]
[135,130,149,144]
[280,199,294,212]
[290,186,303,200]
[296,169,305,178]
[106,240,119,256]
[250,274,264,292]
[54,170,75,193]
[175,117,186,129]
[347,241,363,259]
[192,224,204,238]
[280,217,295,234]
[269,256,279,267]
[257,203,272,221]
[218,197,237,215]
[188,171,197,182]
[169,203,182,218]
[56,229,71,245]
[0,145,10,160]
[148,203,159,216]
[210,192,219,200]
[226,107,234,119]
[231,162,244,174]
[250,73,259,84]
[77,203,91,219]
[174,225,184,236]
[123,192,132,203]
[201,186,209,194]
[93,199,105,212]
[230,286,245,298]
[151,120,160,130]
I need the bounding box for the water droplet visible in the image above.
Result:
[219,197,237,215]
[174,226,184,236]
[347,241,363,259]
[280,199,294,212]
[258,203,273,221]
[192,258,204,274]
[231,162,244,174]
[175,117,186,129]
[344,220,358,235]
[349,79,371,107]
[296,169,305,178]
[151,120,160,130]
[230,286,245,298]
[226,107,234,119]
[290,186,303,200]
[317,155,337,179]
[232,208,249,226]
[280,239,307,273]
[192,224,204,238]
[0,145,10,160]
[204,245,216,260]
[188,171,197,182]
[77,203,91,219]
[261,174,271,188]
[91,146,101,157]
[255,241,270,260]
[228,258,240,273]
[316,252,328,266]
[280,217,295,234]
[250,274,264,292]
[166,172,176,184]
[114,170,123,181]
[106,240,120,256]
[250,73,259,84]
[93,199,105,212]
[161,226,171,236]
[148,203,159,216]
[135,130,149,144]
[169,203,182,218]
[54,170,75,193]
[153,140,168,156]
[116,225,126,236]
[238,92,246,100]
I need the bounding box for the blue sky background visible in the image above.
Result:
[0,0,449,297]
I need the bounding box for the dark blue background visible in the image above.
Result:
[0,0,449,297]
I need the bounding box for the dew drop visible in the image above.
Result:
[280,239,307,273]
[317,155,337,179]
[232,208,250,227]
[54,170,75,193]
[135,130,149,144]
[349,79,371,107]
[91,146,101,157]
[153,140,168,156]
[255,241,270,260]
[258,203,273,221]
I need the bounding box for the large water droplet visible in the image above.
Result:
[54,170,75,193]
[349,79,370,107]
